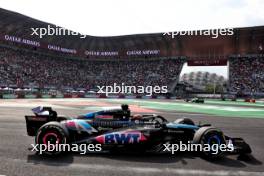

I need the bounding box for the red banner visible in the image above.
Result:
[187,59,227,66]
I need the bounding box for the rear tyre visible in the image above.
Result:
[35,122,68,155]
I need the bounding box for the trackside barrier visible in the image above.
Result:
[17,94,25,99]
[4,93,262,103]
[85,94,97,98]
[244,98,256,103]
[51,94,57,98]
[78,94,85,98]
[25,94,37,99]
[98,94,107,98]
[36,93,42,98]
[71,94,85,98]
[72,94,78,98]
[118,94,125,98]
[63,94,72,98]
[125,95,135,99]
[56,94,64,98]
[3,94,17,99]
[166,96,171,99]
[42,95,52,98]
[151,95,157,99]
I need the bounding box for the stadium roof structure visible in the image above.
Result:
[0,7,263,60]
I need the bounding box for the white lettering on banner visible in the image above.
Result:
[85,50,160,57]
[48,45,77,54]
[3,34,76,54]
[127,50,160,56]
[4,35,40,47]
[5,35,21,42]
[85,51,119,56]
[3,34,160,57]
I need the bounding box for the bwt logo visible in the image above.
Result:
[104,133,142,144]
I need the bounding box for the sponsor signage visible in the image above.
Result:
[187,59,227,66]
[126,50,160,56]
[95,131,147,144]
[4,35,40,47]
[0,34,161,58]
[1,34,77,54]
[85,50,119,56]
[47,44,77,54]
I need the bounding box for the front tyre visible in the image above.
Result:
[193,127,226,159]
[35,122,68,155]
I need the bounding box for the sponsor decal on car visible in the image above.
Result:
[95,131,147,144]
[65,119,97,134]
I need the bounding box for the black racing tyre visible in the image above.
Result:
[193,127,226,159]
[174,118,195,125]
[35,122,69,155]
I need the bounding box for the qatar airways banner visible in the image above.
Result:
[1,34,77,55]
[46,44,77,54]
[84,49,161,57]
[3,35,40,47]
[126,50,160,56]
[187,59,227,66]
[0,34,161,57]
[84,50,119,56]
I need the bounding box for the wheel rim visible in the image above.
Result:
[204,133,223,155]
[42,132,61,145]
[207,135,221,145]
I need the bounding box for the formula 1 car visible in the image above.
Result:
[191,97,205,103]
[25,105,251,158]
[185,97,204,103]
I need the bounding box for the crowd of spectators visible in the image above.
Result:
[0,46,184,91]
[2,46,264,95]
[229,57,264,94]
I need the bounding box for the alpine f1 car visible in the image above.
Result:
[25,104,251,158]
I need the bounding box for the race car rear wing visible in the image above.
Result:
[25,107,58,136]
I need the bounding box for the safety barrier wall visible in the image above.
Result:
[0,93,260,103]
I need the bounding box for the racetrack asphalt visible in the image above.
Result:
[0,99,264,176]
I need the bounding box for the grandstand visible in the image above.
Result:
[180,71,226,93]
[181,72,226,86]
[0,7,264,97]
[229,56,264,96]
[0,46,184,91]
